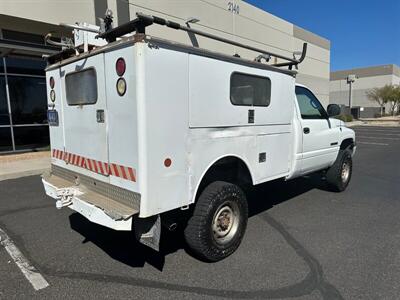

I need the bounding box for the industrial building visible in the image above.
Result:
[330,64,400,118]
[0,0,330,153]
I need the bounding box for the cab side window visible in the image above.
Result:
[295,86,327,119]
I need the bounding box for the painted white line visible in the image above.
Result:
[357,141,389,146]
[355,129,400,133]
[357,133,400,136]
[356,136,400,140]
[0,228,49,291]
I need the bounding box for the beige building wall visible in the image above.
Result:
[125,0,331,106]
[0,0,331,105]
[330,65,400,109]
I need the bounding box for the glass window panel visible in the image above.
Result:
[0,127,13,152]
[0,76,10,125]
[0,58,4,73]
[13,126,49,151]
[8,76,47,125]
[295,86,327,120]
[65,68,98,105]
[2,29,45,45]
[230,73,271,107]
[5,57,46,76]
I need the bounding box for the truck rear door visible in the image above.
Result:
[60,53,109,180]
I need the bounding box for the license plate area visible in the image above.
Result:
[47,110,59,126]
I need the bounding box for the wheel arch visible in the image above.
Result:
[191,154,255,204]
[340,138,355,152]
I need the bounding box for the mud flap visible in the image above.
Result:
[133,215,161,251]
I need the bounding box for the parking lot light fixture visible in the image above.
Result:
[347,74,357,108]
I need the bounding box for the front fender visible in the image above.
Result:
[339,126,356,155]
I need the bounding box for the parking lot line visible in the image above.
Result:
[354,129,400,133]
[356,133,400,136]
[356,136,400,141]
[357,141,389,146]
[0,228,49,291]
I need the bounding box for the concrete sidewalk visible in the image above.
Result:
[346,116,400,127]
[0,151,50,181]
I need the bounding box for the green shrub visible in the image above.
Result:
[345,114,353,122]
[334,114,353,122]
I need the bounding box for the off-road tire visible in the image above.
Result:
[184,181,248,262]
[326,149,353,192]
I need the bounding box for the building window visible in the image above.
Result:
[13,126,49,151]
[8,76,47,124]
[0,76,10,125]
[0,127,13,152]
[5,57,46,76]
[0,57,49,153]
[2,29,46,46]
[230,72,271,107]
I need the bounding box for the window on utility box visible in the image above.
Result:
[230,72,271,107]
[65,68,98,106]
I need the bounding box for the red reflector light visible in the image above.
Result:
[164,158,172,168]
[116,58,126,76]
[49,77,55,89]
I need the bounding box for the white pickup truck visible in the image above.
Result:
[42,13,356,262]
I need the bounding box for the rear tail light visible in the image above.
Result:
[50,90,56,102]
[116,78,127,96]
[49,76,55,89]
[116,58,126,76]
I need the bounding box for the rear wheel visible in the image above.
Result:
[184,181,248,262]
[326,149,353,192]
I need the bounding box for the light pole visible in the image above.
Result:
[346,74,357,109]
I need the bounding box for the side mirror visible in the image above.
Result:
[327,104,341,117]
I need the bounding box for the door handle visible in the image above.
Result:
[303,127,310,134]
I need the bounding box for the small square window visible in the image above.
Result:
[65,68,98,106]
[230,72,271,107]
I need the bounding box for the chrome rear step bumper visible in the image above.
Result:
[42,165,140,231]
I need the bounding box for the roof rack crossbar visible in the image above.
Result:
[97,12,307,70]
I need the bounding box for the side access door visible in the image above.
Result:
[60,53,109,181]
[295,86,340,174]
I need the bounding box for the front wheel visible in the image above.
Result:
[184,181,248,262]
[326,149,353,192]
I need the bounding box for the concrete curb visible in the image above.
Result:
[346,121,400,127]
[0,168,49,182]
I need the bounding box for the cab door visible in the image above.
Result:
[295,86,340,174]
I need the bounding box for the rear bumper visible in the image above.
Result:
[42,165,140,231]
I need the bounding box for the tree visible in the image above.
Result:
[385,85,400,116]
[392,85,400,115]
[366,85,399,117]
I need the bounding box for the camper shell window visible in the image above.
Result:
[65,68,98,106]
[230,72,271,107]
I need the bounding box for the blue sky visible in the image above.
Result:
[245,0,400,71]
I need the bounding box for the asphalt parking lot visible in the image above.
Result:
[0,126,399,300]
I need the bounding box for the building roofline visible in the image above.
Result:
[293,25,330,50]
[330,64,400,81]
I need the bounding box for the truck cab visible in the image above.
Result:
[42,12,355,262]
[292,84,355,178]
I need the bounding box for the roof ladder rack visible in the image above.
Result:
[98,12,308,71]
